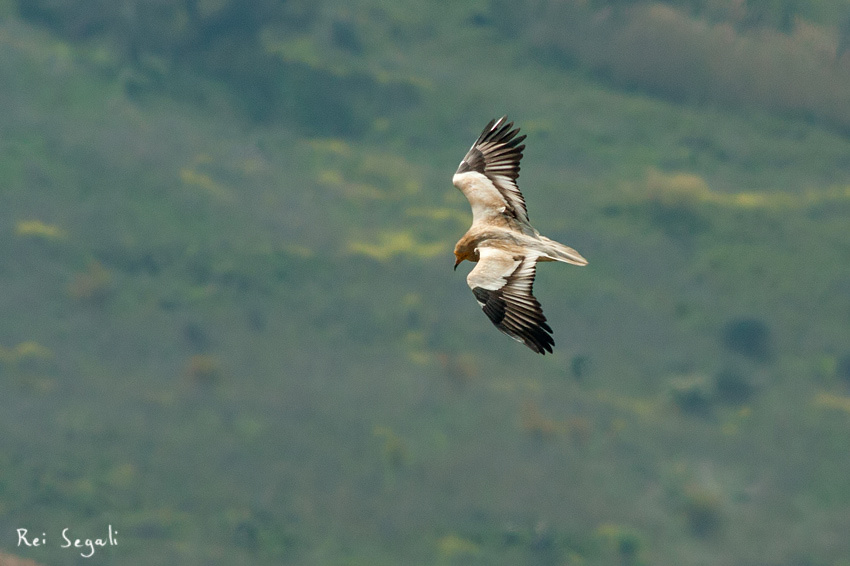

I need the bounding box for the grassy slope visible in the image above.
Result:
[2,4,850,565]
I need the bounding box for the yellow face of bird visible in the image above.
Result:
[453,244,476,269]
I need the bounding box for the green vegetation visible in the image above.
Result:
[2,1,850,564]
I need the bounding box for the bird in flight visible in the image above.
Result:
[452,116,587,354]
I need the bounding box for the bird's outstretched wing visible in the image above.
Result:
[452,116,530,228]
[466,246,553,354]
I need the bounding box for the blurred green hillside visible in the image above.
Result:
[2,0,850,564]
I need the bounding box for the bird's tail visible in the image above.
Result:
[538,237,588,266]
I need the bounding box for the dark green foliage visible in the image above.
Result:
[669,377,714,417]
[837,353,850,384]
[571,354,589,380]
[15,0,420,133]
[616,531,643,565]
[17,0,117,40]
[182,321,211,352]
[681,488,723,538]
[228,507,298,559]
[487,0,850,133]
[646,200,710,241]
[331,19,364,53]
[276,62,421,135]
[714,368,755,405]
[738,0,800,32]
[18,0,311,62]
[722,318,773,361]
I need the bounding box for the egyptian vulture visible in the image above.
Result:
[452,116,587,354]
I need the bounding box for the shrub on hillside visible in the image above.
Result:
[713,368,755,404]
[669,375,714,416]
[837,353,850,384]
[721,317,773,361]
[681,484,723,537]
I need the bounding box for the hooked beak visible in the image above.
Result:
[453,256,461,271]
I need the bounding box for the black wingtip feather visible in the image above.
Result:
[463,121,527,215]
[470,260,555,355]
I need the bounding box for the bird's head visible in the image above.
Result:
[453,244,474,270]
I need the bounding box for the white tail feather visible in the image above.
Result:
[538,237,588,266]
